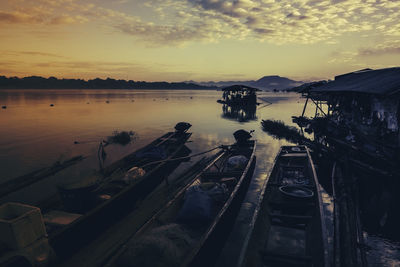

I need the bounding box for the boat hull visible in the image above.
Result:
[48,131,192,259]
[239,146,329,267]
[109,139,256,267]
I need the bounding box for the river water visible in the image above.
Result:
[0,89,398,265]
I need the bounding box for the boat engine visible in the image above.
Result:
[233,129,253,145]
[175,122,192,133]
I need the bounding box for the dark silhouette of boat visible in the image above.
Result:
[0,123,193,266]
[107,130,256,267]
[230,145,329,267]
[48,123,193,259]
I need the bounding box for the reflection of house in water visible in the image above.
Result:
[221,103,257,122]
[218,84,258,106]
[298,67,400,160]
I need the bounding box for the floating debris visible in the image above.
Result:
[50,104,54,107]
[86,102,90,104]
[106,130,136,145]
[1,105,6,109]
[106,100,110,103]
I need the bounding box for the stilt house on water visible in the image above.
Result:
[298,67,400,160]
[218,85,259,106]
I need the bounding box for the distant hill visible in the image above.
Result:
[253,76,303,90]
[193,75,303,90]
[0,76,215,90]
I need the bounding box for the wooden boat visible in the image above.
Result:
[43,123,193,258]
[106,130,256,267]
[238,145,329,267]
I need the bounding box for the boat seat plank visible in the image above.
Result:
[269,219,307,230]
[280,153,308,158]
[269,212,313,220]
[279,164,306,169]
[202,171,242,178]
[269,200,315,208]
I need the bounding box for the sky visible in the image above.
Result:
[0,0,399,82]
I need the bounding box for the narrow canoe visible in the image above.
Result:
[46,123,192,258]
[107,133,256,267]
[239,145,329,267]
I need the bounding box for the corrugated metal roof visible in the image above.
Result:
[310,67,400,95]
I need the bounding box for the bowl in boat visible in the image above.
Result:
[279,185,314,199]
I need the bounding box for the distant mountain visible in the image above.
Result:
[0,76,215,90]
[192,80,254,88]
[253,76,303,90]
[0,75,303,90]
[193,75,303,90]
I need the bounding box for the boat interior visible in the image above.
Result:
[245,146,325,267]
[42,131,191,239]
[116,140,255,267]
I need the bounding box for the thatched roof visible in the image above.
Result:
[222,84,260,92]
[310,67,400,96]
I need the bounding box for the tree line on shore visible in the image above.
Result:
[0,76,214,90]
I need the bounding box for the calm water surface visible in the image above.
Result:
[0,89,298,187]
[0,89,398,265]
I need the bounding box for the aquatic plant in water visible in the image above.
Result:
[261,119,307,144]
[107,131,136,145]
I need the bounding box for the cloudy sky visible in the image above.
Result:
[0,0,399,82]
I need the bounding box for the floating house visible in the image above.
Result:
[218,85,259,106]
[299,67,400,159]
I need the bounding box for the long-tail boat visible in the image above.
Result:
[106,130,256,267]
[237,145,329,267]
[0,123,192,266]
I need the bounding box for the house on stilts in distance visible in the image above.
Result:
[217,84,260,123]
[295,67,400,166]
[217,85,259,106]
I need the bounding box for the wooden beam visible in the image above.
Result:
[311,98,327,116]
[301,96,309,117]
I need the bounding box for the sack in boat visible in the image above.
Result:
[227,155,248,171]
[123,167,146,184]
[177,185,212,223]
[200,182,228,202]
[117,223,193,267]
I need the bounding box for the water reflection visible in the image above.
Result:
[221,103,257,122]
[0,89,398,265]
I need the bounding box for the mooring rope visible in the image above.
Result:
[139,145,227,169]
